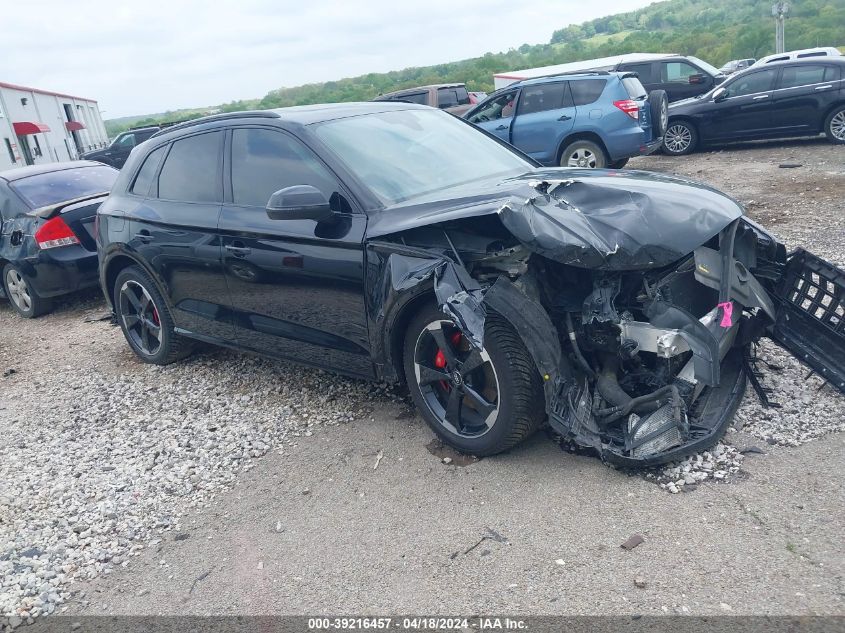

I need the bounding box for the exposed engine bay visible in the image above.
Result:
[367,173,845,466]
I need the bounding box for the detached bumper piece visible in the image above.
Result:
[550,348,746,468]
[771,248,845,394]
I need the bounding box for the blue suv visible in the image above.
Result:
[463,72,666,169]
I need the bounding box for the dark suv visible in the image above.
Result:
[81,126,160,169]
[610,54,726,102]
[663,57,845,154]
[96,103,845,466]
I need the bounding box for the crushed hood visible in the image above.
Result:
[366,168,745,270]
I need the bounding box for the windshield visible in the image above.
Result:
[10,165,118,208]
[689,56,722,76]
[313,109,530,205]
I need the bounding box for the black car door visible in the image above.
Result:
[218,126,373,378]
[701,68,779,141]
[125,131,234,340]
[617,62,659,94]
[771,64,842,135]
[107,132,137,168]
[658,60,713,101]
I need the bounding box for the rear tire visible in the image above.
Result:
[3,264,51,318]
[113,265,193,365]
[824,105,845,144]
[403,304,545,456]
[663,120,698,155]
[649,89,669,138]
[560,140,607,169]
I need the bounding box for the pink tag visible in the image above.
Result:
[717,301,733,328]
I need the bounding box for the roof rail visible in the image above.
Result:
[150,111,280,138]
[518,70,612,83]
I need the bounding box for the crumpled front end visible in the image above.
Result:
[367,171,845,466]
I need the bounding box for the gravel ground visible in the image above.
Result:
[0,300,397,624]
[0,137,843,625]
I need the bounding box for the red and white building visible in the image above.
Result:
[0,81,109,170]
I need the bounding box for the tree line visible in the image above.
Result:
[106,0,844,136]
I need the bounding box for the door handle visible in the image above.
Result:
[557,115,572,121]
[495,125,508,131]
[752,94,769,100]
[814,84,833,91]
[225,243,251,257]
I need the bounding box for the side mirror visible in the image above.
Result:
[713,87,727,102]
[266,185,333,221]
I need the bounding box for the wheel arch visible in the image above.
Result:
[103,252,169,310]
[384,289,438,386]
[822,100,845,127]
[666,116,699,134]
[556,131,610,165]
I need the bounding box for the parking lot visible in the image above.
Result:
[1,138,844,620]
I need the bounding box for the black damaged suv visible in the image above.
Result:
[97,103,845,465]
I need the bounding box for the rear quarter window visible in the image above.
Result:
[131,145,167,196]
[570,79,607,106]
[621,77,647,99]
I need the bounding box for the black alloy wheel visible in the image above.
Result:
[413,319,501,438]
[119,279,163,357]
[113,265,192,365]
[403,305,545,456]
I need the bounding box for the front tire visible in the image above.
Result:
[403,304,545,456]
[663,120,698,155]
[3,264,51,318]
[113,265,192,365]
[560,140,607,168]
[824,105,845,144]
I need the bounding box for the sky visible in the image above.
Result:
[1,0,656,119]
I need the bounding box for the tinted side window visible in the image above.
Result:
[116,134,136,148]
[662,62,700,82]
[436,87,471,108]
[621,63,655,83]
[570,80,607,106]
[437,88,458,108]
[825,66,842,81]
[131,145,166,196]
[231,128,338,207]
[726,69,777,97]
[780,65,827,89]
[467,89,519,123]
[622,77,647,99]
[518,83,567,114]
[401,92,429,105]
[157,132,222,202]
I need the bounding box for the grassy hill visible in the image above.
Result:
[106,0,845,135]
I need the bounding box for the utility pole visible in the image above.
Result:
[772,1,789,53]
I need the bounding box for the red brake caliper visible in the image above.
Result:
[434,332,462,391]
